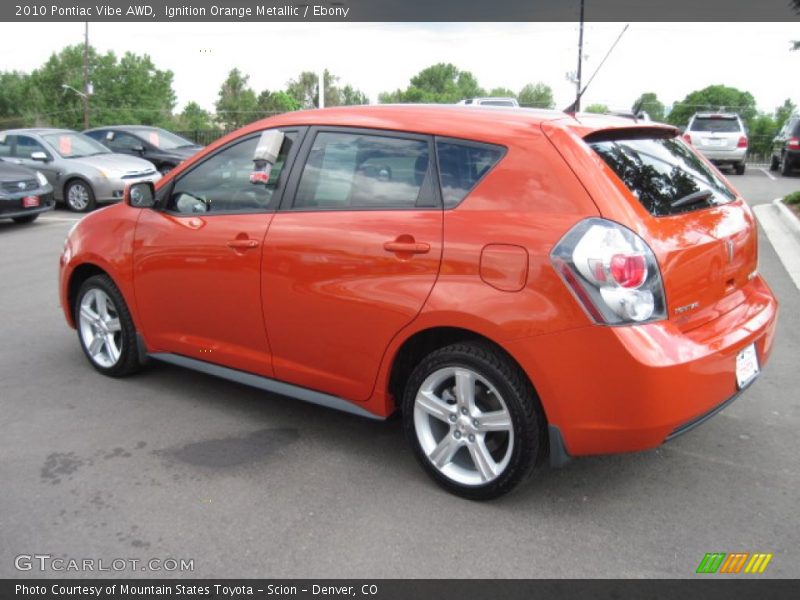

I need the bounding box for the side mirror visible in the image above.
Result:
[31,151,49,162]
[125,181,156,208]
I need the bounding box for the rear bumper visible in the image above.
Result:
[697,147,747,163]
[507,276,778,457]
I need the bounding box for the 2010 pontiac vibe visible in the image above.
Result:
[59,105,778,499]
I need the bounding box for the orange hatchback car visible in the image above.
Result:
[59,106,778,499]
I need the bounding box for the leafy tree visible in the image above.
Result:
[378,63,485,104]
[175,101,212,131]
[257,89,301,115]
[632,92,665,122]
[775,98,797,129]
[340,84,369,106]
[215,68,258,129]
[585,103,609,114]
[285,70,368,109]
[0,71,31,127]
[667,85,757,129]
[518,83,554,109]
[747,113,778,158]
[488,87,517,99]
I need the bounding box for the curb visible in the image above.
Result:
[772,197,800,240]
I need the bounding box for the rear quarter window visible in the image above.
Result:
[436,139,505,208]
[588,134,736,217]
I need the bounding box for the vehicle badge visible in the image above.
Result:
[18,181,26,190]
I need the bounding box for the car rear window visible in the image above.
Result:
[689,117,741,133]
[436,139,505,208]
[588,134,736,216]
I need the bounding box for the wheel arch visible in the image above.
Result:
[62,175,95,203]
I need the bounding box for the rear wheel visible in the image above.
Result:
[402,342,546,500]
[12,214,38,224]
[781,153,793,176]
[770,154,780,171]
[734,162,746,175]
[75,274,141,377]
[65,180,96,212]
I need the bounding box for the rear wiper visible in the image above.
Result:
[670,189,713,209]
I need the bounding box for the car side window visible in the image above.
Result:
[168,131,296,214]
[293,132,433,210]
[13,135,47,159]
[0,135,13,157]
[107,132,143,152]
[436,139,505,208]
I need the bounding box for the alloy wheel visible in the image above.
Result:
[78,288,123,368]
[67,183,90,211]
[413,366,514,486]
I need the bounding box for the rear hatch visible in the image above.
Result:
[687,114,743,153]
[578,128,757,332]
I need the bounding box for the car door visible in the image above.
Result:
[262,127,443,401]
[12,134,59,186]
[133,128,304,377]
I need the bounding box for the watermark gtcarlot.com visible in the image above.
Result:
[15,554,194,573]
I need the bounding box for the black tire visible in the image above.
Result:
[74,274,141,377]
[12,214,39,224]
[770,154,780,171]
[402,341,547,500]
[65,179,96,212]
[734,162,746,175]
[781,153,793,176]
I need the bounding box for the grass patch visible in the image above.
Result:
[785,191,800,205]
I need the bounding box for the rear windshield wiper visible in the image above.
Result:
[670,189,713,209]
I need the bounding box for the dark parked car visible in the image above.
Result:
[770,115,799,176]
[0,158,54,223]
[84,126,203,175]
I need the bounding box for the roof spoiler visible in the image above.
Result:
[583,125,680,143]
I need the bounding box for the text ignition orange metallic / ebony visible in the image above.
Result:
[58,106,778,499]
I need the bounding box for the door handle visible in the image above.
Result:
[383,241,430,254]
[226,239,259,250]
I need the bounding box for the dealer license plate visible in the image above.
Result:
[736,343,759,389]
[22,195,40,208]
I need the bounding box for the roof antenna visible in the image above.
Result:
[564,22,630,114]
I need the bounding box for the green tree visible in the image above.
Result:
[667,85,757,129]
[747,113,778,159]
[215,68,258,129]
[775,98,797,130]
[585,103,609,114]
[285,70,367,108]
[257,89,301,115]
[632,92,665,122]
[488,87,517,99]
[174,101,212,131]
[378,63,485,104]
[340,84,369,106]
[0,71,31,127]
[518,83,554,109]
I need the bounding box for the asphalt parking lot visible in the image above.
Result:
[1,168,798,579]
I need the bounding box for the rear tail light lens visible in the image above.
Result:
[788,137,800,149]
[682,133,692,144]
[737,136,748,148]
[551,218,667,325]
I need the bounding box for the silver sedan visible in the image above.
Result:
[0,128,161,212]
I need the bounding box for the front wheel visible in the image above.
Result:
[402,342,546,500]
[75,274,141,377]
[65,180,96,212]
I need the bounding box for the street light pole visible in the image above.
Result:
[575,0,585,112]
[83,21,89,129]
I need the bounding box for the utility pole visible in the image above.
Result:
[318,69,325,108]
[575,0,585,112]
[83,21,90,129]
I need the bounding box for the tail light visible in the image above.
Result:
[682,133,692,144]
[551,218,667,325]
[737,136,748,148]
[788,137,800,149]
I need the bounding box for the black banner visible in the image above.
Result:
[2,0,800,22]
[3,580,800,600]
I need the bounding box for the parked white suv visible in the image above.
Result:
[683,113,748,175]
